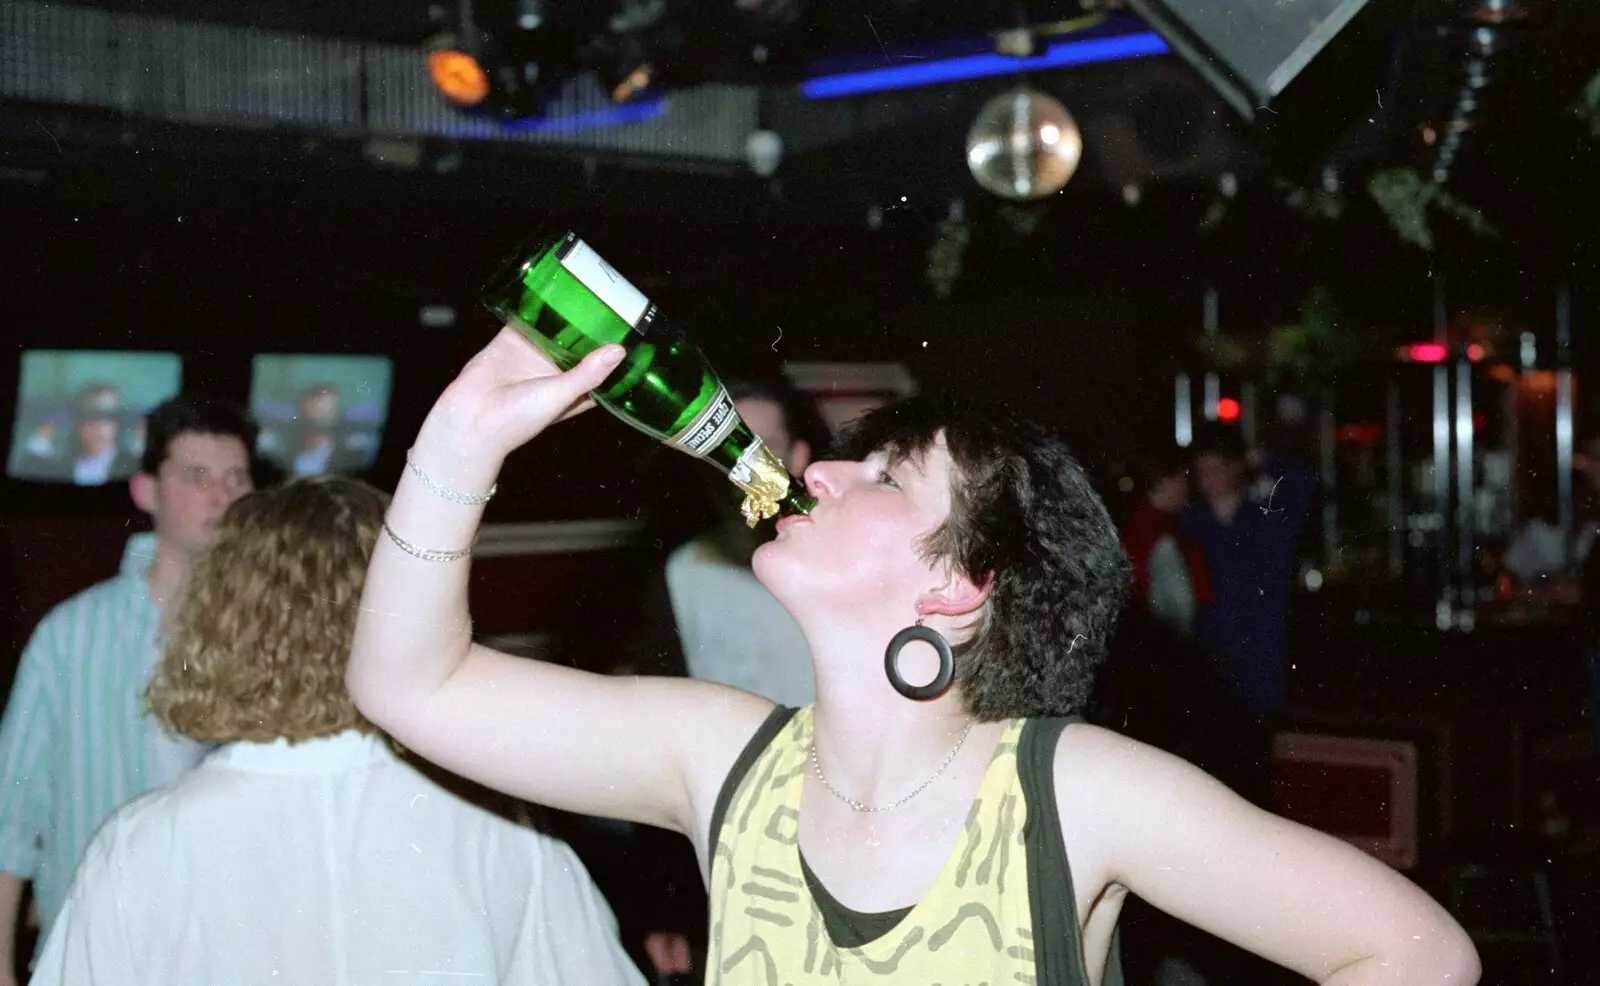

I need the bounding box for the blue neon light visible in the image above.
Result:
[799,31,1170,100]
[499,96,668,134]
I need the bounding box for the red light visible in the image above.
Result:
[1466,343,1486,361]
[1336,423,1383,445]
[1216,397,1241,422]
[1405,343,1449,363]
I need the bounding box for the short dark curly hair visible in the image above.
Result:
[831,395,1131,721]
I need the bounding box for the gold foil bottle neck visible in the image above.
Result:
[729,440,791,528]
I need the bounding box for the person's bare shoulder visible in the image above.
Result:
[1053,722,1480,983]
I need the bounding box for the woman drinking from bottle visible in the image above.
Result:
[349,328,1479,986]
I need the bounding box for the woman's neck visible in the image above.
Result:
[808,645,977,805]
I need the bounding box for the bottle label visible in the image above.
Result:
[558,238,651,330]
[670,383,739,457]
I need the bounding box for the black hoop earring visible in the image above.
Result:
[884,620,954,701]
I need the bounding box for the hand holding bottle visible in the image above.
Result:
[482,232,814,523]
[415,328,625,483]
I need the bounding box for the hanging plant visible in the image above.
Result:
[1194,286,1377,386]
[1263,285,1375,385]
[1578,70,1600,137]
[923,200,1050,298]
[924,213,971,299]
[1367,168,1498,252]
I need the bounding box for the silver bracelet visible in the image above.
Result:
[406,448,497,506]
[381,522,475,563]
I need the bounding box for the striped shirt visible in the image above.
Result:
[0,533,207,953]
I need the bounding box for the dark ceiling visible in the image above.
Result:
[0,0,1594,497]
[1,0,1595,263]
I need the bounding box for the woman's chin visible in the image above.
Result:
[751,543,806,600]
[750,540,783,583]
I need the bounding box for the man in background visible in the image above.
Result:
[277,383,379,478]
[0,396,257,982]
[654,377,831,706]
[10,384,138,486]
[30,476,641,986]
[67,384,136,487]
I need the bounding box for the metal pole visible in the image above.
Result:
[1434,364,1452,606]
[1203,287,1220,421]
[1175,373,1194,448]
[1455,360,1475,603]
[1431,275,1453,610]
[1555,285,1575,566]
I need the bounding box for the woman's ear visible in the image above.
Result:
[917,568,993,619]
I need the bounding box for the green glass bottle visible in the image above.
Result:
[483,232,815,525]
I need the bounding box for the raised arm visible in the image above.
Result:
[1061,726,1479,985]
[347,328,770,838]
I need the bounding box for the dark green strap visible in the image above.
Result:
[708,704,798,849]
[1020,715,1118,986]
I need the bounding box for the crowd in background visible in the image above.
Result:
[6,368,1594,984]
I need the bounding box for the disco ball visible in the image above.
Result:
[965,87,1082,201]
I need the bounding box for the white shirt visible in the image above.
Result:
[31,731,644,986]
[1146,534,1197,635]
[666,538,814,708]
[1504,518,1597,583]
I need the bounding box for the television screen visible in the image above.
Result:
[7,350,184,486]
[249,354,393,478]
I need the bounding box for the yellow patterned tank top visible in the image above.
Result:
[706,706,1117,985]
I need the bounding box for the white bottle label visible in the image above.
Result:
[559,238,651,329]
[671,383,739,457]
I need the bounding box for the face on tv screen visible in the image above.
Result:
[7,350,184,486]
[250,354,394,478]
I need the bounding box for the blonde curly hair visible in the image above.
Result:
[148,474,390,743]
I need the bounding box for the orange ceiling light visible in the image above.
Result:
[429,50,491,107]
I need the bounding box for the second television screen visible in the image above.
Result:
[250,354,393,478]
